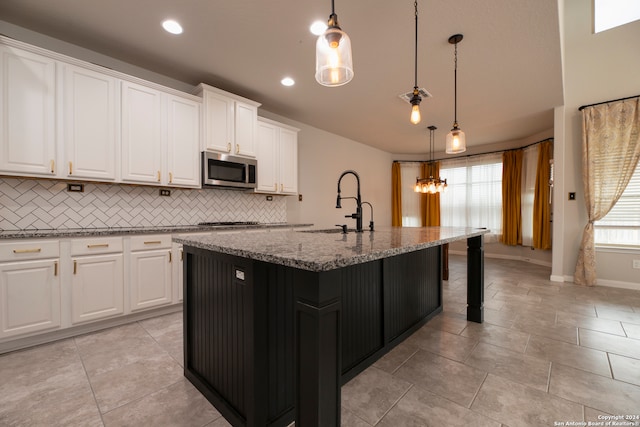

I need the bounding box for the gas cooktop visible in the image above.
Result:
[198,221,261,226]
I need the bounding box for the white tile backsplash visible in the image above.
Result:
[0,178,286,230]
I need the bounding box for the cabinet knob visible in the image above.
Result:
[50,160,55,174]
[69,161,73,175]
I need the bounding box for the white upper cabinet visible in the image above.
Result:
[0,44,57,177]
[196,83,260,158]
[256,117,299,195]
[1,36,202,188]
[63,64,118,181]
[167,95,200,188]
[121,81,164,185]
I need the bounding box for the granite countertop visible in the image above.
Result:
[175,226,490,272]
[0,223,312,239]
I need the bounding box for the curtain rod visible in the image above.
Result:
[578,94,640,111]
[393,137,553,164]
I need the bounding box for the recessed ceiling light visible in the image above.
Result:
[310,20,327,36]
[162,19,183,35]
[281,77,295,87]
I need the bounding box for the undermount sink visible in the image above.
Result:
[301,228,360,234]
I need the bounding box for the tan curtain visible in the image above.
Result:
[533,140,553,249]
[421,162,441,226]
[501,150,523,245]
[575,98,640,286]
[392,162,403,226]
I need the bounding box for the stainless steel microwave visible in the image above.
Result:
[201,152,257,189]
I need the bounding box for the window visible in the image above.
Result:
[439,153,503,241]
[594,0,640,33]
[400,163,421,226]
[595,162,640,247]
[521,145,539,247]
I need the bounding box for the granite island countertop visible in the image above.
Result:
[175,226,489,272]
[0,223,312,239]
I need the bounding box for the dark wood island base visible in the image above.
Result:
[177,227,486,427]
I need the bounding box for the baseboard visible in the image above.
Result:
[0,303,182,355]
[550,275,566,283]
[596,279,640,291]
[449,250,552,267]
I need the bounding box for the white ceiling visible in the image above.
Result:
[0,0,564,154]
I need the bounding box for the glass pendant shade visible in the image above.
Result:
[315,24,354,87]
[446,126,466,154]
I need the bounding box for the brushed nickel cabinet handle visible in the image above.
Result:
[73,260,77,275]
[227,142,231,152]
[157,171,161,182]
[69,161,73,175]
[50,160,55,174]
[13,248,42,254]
[169,251,172,263]
[87,244,109,249]
[235,144,240,154]
[169,172,173,184]
[54,261,58,276]
[144,240,162,245]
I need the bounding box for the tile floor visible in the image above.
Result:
[1,255,640,427]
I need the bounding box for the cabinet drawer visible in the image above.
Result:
[71,236,123,256]
[130,234,172,251]
[0,240,59,262]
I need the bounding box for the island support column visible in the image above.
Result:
[466,235,484,323]
[294,269,342,427]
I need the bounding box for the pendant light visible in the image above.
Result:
[415,126,447,193]
[409,0,422,124]
[446,34,466,154]
[315,0,354,87]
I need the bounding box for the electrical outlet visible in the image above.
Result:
[298,194,303,202]
[633,260,640,269]
[568,192,576,200]
[159,189,171,197]
[67,183,84,192]
[266,195,273,201]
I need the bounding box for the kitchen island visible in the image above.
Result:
[175,226,488,427]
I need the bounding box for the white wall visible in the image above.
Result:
[558,0,640,287]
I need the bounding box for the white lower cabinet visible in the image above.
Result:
[0,241,61,338]
[70,237,124,324]
[129,235,173,311]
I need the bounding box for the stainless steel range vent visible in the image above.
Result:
[398,88,432,103]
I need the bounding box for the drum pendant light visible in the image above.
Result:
[315,0,354,87]
[446,34,466,154]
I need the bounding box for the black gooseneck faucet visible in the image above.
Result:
[336,170,363,233]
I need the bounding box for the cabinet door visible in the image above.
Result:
[130,249,172,311]
[279,127,298,194]
[71,254,124,324]
[63,64,117,181]
[0,45,56,177]
[203,90,233,153]
[121,81,163,184]
[167,95,200,188]
[234,102,257,157]
[0,259,60,338]
[256,120,278,193]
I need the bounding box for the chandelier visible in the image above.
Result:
[415,126,447,193]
